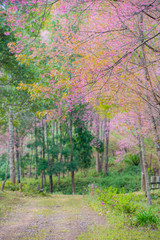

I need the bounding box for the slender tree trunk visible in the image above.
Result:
[100,151,104,171]
[35,118,38,179]
[46,121,53,193]
[49,175,53,193]
[69,112,75,194]
[138,136,146,191]
[56,122,59,144]
[44,170,46,186]
[52,121,55,141]
[104,119,110,174]
[96,152,100,173]
[29,136,33,178]
[15,130,20,183]
[58,122,63,184]
[19,138,23,179]
[140,136,152,205]
[140,146,145,191]
[41,170,44,189]
[99,121,103,172]
[9,106,15,184]
[29,160,32,177]
[42,119,46,187]
[96,118,101,173]
[71,170,75,194]
[138,112,152,205]
[29,148,32,178]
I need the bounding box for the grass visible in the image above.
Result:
[77,222,160,240]
[0,190,26,220]
[77,190,160,240]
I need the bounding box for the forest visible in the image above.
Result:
[0,1,160,239]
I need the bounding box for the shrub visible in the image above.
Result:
[133,208,160,228]
[5,181,19,191]
[97,187,142,214]
[22,183,38,195]
[124,154,140,166]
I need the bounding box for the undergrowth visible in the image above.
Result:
[77,186,160,240]
[0,165,141,195]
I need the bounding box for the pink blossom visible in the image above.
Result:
[4,32,10,36]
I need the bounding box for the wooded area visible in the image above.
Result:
[0,0,160,211]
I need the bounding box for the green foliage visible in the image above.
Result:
[124,154,140,166]
[94,139,104,154]
[22,183,38,195]
[37,160,48,173]
[87,185,160,230]
[98,165,141,192]
[133,208,160,228]
[74,118,93,169]
[97,186,142,214]
[4,181,19,191]
[0,154,8,180]
[20,178,43,196]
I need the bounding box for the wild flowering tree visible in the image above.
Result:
[2,0,160,199]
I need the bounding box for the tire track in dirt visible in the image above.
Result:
[0,195,107,240]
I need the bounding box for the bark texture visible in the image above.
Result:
[9,106,15,184]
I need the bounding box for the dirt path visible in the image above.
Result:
[0,195,107,240]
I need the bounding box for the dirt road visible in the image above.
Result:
[0,194,107,240]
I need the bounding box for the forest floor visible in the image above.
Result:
[0,192,107,240]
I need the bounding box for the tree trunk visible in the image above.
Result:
[99,120,105,171]
[42,119,45,187]
[15,130,20,183]
[56,121,59,144]
[71,170,75,194]
[58,122,63,184]
[138,112,152,205]
[96,152,100,173]
[96,118,100,173]
[49,175,53,193]
[41,170,44,189]
[19,138,23,179]
[69,111,75,194]
[44,170,46,186]
[46,121,53,193]
[138,135,146,191]
[140,137,152,205]
[35,118,38,179]
[42,119,45,160]
[29,151,32,178]
[100,151,104,172]
[9,106,15,184]
[104,119,110,174]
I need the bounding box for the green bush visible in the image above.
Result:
[5,181,19,191]
[133,208,160,228]
[124,154,140,166]
[22,183,38,195]
[97,187,142,214]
